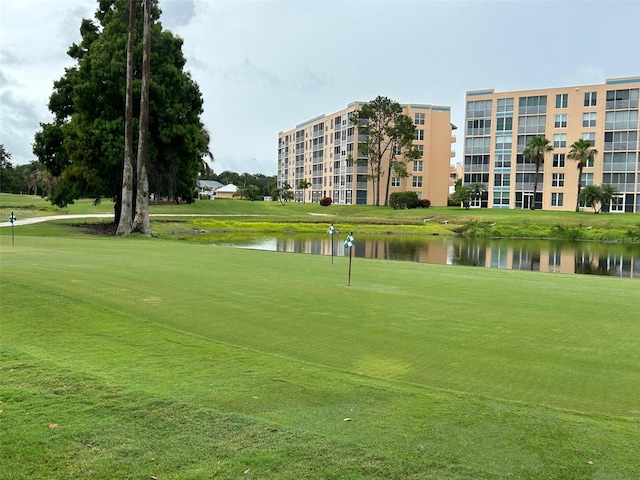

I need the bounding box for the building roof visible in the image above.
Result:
[216,184,238,193]
[198,180,223,189]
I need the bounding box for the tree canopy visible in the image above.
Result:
[351,96,420,206]
[33,0,209,215]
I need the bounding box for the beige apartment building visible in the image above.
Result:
[277,101,455,206]
[463,76,640,212]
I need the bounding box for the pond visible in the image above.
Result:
[207,233,640,279]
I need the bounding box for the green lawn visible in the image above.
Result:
[1,225,639,479]
[3,193,640,242]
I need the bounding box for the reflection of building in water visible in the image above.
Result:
[262,235,640,278]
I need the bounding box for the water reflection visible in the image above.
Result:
[214,234,640,279]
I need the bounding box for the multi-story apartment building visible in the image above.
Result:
[277,101,455,206]
[463,76,640,212]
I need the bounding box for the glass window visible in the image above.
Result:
[518,96,547,115]
[414,113,425,125]
[518,115,546,134]
[606,88,639,109]
[583,112,597,128]
[605,110,639,130]
[582,132,596,147]
[414,129,424,141]
[495,135,512,150]
[413,160,423,172]
[553,134,567,148]
[551,192,564,207]
[552,153,566,168]
[555,93,568,108]
[552,173,565,187]
[497,98,514,113]
[581,172,594,186]
[466,118,491,136]
[494,154,511,168]
[391,177,401,187]
[412,176,423,188]
[467,100,493,118]
[492,191,510,206]
[584,91,597,107]
[494,173,511,187]
[496,117,513,131]
[554,114,567,128]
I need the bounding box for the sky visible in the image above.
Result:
[1,0,639,176]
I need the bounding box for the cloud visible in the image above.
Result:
[0,91,42,164]
[159,0,197,30]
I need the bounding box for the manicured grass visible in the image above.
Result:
[3,193,640,242]
[1,228,639,478]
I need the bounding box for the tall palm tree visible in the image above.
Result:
[568,138,598,212]
[297,178,311,203]
[523,136,553,210]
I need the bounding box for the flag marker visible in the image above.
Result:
[344,231,355,285]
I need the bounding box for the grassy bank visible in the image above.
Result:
[2,230,639,478]
[2,193,640,242]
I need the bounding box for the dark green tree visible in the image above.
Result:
[351,96,419,206]
[0,145,18,193]
[33,0,209,225]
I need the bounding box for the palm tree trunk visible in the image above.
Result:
[116,0,137,236]
[575,166,583,212]
[132,0,151,235]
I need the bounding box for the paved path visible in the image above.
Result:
[0,213,270,228]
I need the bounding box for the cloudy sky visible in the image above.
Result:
[1,0,638,175]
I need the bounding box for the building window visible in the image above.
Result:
[415,144,424,154]
[604,131,638,151]
[581,172,594,186]
[552,153,566,168]
[414,113,425,125]
[413,160,423,172]
[496,117,513,131]
[583,112,597,128]
[518,115,546,134]
[518,95,547,115]
[492,191,509,206]
[412,176,423,188]
[582,132,596,147]
[555,93,568,109]
[551,192,564,207]
[391,177,401,187]
[606,88,639,110]
[467,100,493,118]
[495,135,512,150]
[414,129,424,141]
[467,118,491,136]
[494,173,511,187]
[494,154,511,168]
[554,114,567,128]
[552,173,565,187]
[584,91,597,107]
[605,110,639,130]
[553,133,567,148]
[497,98,514,113]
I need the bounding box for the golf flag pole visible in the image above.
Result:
[344,231,355,286]
[327,222,335,264]
[9,211,16,246]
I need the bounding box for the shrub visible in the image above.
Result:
[319,196,332,206]
[417,199,431,209]
[389,191,419,210]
